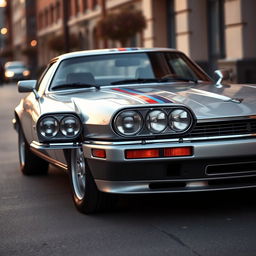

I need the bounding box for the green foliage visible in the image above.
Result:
[97,8,146,46]
[48,34,79,53]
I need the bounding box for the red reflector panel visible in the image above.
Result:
[92,149,106,158]
[125,149,159,159]
[164,147,192,157]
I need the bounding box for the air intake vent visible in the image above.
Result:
[187,119,256,138]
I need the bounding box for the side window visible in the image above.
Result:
[169,57,197,79]
[37,62,58,95]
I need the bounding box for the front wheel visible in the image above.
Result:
[69,148,115,214]
[18,127,49,175]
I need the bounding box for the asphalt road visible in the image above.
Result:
[1,83,256,256]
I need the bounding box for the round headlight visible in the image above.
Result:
[5,71,14,78]
[115,110,142,135]
[169,109,192,132]
[39,117,59,138]
[60,116,81,137]
[146,110,167,133]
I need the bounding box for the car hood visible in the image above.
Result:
[45,82,256,125]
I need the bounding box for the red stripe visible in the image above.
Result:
[112,88,158,104]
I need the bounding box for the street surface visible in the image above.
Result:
[1,83,256,256]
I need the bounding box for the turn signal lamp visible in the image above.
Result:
[164,147,192,157]
[125,147,193,159]
[125,149,160,159]
[23,70,30,77]
[92,149,106,158]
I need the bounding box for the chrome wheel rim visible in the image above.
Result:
[71,148,86,200]
[19,131,25,168]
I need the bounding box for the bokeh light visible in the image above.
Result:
[0,0,6,8]
[0,27,8,35]
[30,40,37,47]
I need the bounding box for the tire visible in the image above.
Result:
[68,148,116,214]
[18,127,49,175]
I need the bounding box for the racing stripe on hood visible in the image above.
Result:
[112,88,172,104]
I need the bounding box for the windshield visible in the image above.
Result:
[6,65,26,69]
[49,52,211,91]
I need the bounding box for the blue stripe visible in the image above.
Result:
[126,88,172,103]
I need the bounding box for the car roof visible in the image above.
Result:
[5,61,25,67]
[52,48,181,62]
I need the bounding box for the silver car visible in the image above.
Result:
[13,48,256,214]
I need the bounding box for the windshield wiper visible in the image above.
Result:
[160,75,198,84]
[111,77,198,85]
[111,78,160,85]
[52,82,100,90]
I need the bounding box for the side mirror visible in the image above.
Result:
[214,69,231,87]
[18,80,37,93]
[18,80,40,99]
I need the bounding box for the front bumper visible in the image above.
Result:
[82,137,256,194]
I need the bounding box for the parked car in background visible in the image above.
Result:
[13,48,256,214]
[4,61,30,82]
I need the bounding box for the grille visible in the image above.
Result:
[206,161,256,175]
[188,119,256,138]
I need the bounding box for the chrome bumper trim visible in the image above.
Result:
[30,141,81,150]
[85,133,256,146]
[83,137,256,162]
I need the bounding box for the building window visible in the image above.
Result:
[207,0,225,71]
[83,0,88,12]
[93,27,99,49]
[38,12,43,29]
[50,5,54,25]
[92,0,98,9]
[44,8,48,27]
[74,0,80,15]
[56,1,60,22]
[166,0,176,48]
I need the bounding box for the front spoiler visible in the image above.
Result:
[95,176,256,194]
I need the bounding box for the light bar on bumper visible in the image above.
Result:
[88,146,193,159]
[125,147,193,159]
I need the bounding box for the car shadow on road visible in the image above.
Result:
[115,189,256,216]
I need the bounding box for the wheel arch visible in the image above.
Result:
[13,110,21,131]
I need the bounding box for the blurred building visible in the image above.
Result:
[0,0,9,58]
[36,0,256,83]
[36,0,143,68]
[3,0,256,83]
[1,0,37,75]
[143,0,256,83]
